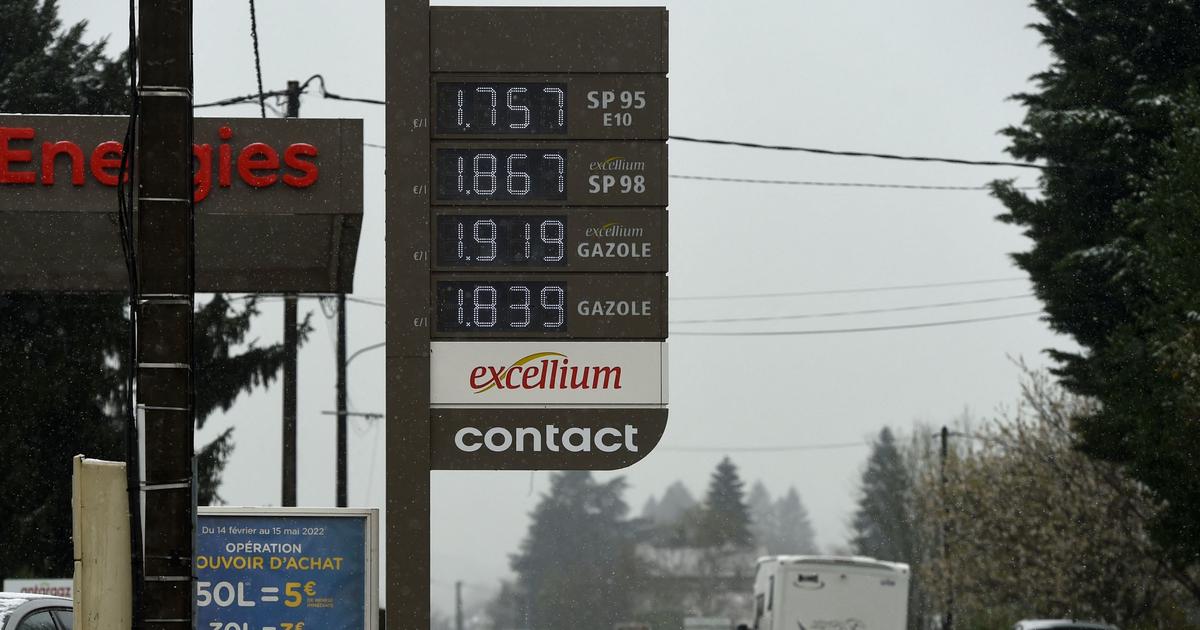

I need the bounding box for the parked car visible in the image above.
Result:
[0,593,72,630]
[1013,621,1118,630]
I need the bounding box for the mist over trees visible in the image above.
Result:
[0,0,304,580]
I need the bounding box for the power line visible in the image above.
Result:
[350,141,1036,190]
[195,89,288,109]
[674,276,1027,301]
[190,82,1047,172]
[247,0,267,119]
[670,174,1039,191]
[669,135,1046,170]
[660,441,868,453]
[670,293,1035,325]
[672,310,1042,337]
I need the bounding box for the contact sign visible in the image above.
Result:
[196,508,379,630]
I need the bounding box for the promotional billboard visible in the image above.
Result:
[196,508,378,630]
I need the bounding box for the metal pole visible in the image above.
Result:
[282,296,298,507]
[282,81,301,507]
[940,426,953,630]
[455,581,464,630]
[337,293,348,507]
[136,1,195,628]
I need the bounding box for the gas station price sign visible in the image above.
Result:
[431,142,666,206]
[432,75,666,139]
[432,273,666,339]
[432,208,666,272]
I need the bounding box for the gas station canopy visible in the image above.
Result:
[0,115,362,293]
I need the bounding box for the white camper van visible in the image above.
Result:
[751,555,910,630]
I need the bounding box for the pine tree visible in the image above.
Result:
[0,0,302,576]
[654,480,697,525]
[697,457,754,548]
[510,471,641,630]
[747,481,775,551]
[851,428,914,563]
[992,0,1200,562]
[773,487,817,555]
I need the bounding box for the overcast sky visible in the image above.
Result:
[57,0,1061,618]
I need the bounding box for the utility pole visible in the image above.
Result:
[136,1,195,629]
[940,425,953,630]
[337,293,348,507]
[454,581,464,630]
[282,80,301,507]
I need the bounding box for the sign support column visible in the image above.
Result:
[385,0,431,628]
[136,0,196,628]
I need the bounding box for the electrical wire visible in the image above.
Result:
[189,84,1048,175]
[248,0,267,118]
[117,0,143,626]
[194,89,289,109]
[672,311,1041,337]
[660,441,869,453]
[670,293,1035,325]
[674,276,1027,301]
[669,135,1047,169]
[670,174,1039,191]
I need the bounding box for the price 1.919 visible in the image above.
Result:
[436,215,567,267]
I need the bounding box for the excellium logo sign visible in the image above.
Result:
[584,222,646,238]
[470,352,623,394]
[0,124,319,203]
[588,156,646,172]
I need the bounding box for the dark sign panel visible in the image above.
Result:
[430,408,668,470]
[431,273,667,339]
[432,75,667,139]
[432,207,666,272]
[431,141,666,206]
[0,115,362,292]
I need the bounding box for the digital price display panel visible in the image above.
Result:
[433,208,667,272]
[435,149,566,202]
[432,75,667,140]
[432,142,666,206]
[435,82,567,135]
[432,274,667,339]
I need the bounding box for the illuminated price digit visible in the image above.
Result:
[543,87,565,127]
[540,286,565,329]
[473,219,497,262]
[510,286,532,328]
[473,153,498,196]
[544,154,565,194]
[506,154,530,196]
[476,86,497,126]
[540,220,565,262]
[474,286,498,328]
[507,87,530,129]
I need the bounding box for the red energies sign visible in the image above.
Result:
[0,124,319,203]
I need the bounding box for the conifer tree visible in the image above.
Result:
[0,0,303,578]
[773,487,817,555]
[851,428,915,562]
[510,471,640,630]
[993,0,1200,561]
[697,457,754,548]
